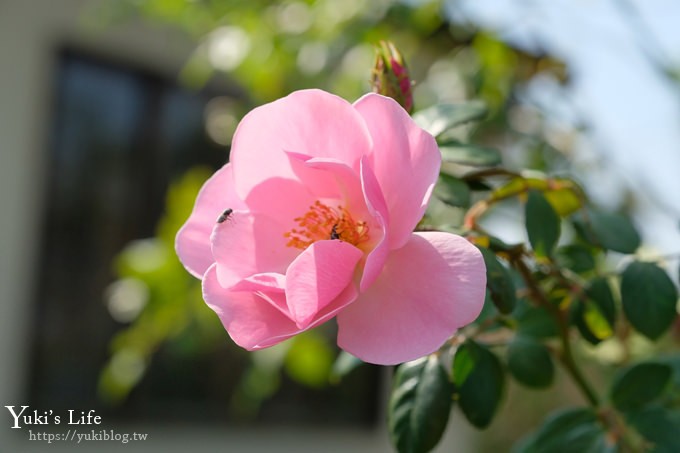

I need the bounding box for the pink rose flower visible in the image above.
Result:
[175,89,486,365]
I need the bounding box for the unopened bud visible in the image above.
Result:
[371,40,414,113]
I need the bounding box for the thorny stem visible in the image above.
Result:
[513,257,601,408]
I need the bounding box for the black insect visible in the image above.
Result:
[330,224,341,240]
[217,208,233,224]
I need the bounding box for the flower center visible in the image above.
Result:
[284,201,369,250]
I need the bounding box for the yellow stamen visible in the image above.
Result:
[284,201,369,250]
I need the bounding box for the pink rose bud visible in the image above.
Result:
[371,40,414,113]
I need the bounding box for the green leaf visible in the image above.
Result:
[474,291,500,327]
[507,337,554,388]
[525,191,561,257]
[515,298,560,338]
[658,354,680,391]
[621,261,678,340]
[413,101,488,137]
[627,406,680,452]
[434,173,471,207]
[388,356,454,453]
[439,142,501,166]
[572,209,641,254]
[516,408,612,453]
[478,247,517,314]
[574,278,617,344]
[543,188,583,217]
[453,341,504,428]
[329,351,363,383]
[610,362,673,412]
[555,244,596,274]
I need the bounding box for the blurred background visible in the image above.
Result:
[1,0,679,451]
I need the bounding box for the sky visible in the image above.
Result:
[446,0,680,267]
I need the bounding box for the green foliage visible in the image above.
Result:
[626,406,680,453]
[516,408,613,453]
[388,356,454,453]
[330,351,363,383]
[573,209,641,254]
[618,357,680,451]
[525,190,561,258]
[507,337,554,388]
[434,173,471,208]
[283,331,334,388]
[453,341,505,428]
[621,261,679,340]
[610,362,673,412]
[555,244,596,274]
[573,277,617,344]
[412,101,488,137]
[478,247,517,314]
[439,141,502,167]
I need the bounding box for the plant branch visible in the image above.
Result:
[513,257,601,408]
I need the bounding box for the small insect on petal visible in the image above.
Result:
[217,208,233,224]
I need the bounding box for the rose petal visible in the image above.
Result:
[211,210,298,289]
[285,152,368,217]
[354,94,441,250]
[336,232,486,365]
[286,240,363,329]
[231,89,372,202]
[230,273,289,318]
[204,263,359,350]
[203,264,300,350]
[359,157,390,291]
[175,164,245,278]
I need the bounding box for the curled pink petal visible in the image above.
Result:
[286,240,363,329]
[354,93,441,250]
[203,264,299,349]
[337,232,486,365]
[359,158,390,291]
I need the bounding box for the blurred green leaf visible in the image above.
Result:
[543,188,583,217]
[555,244,596,274]
[388,356,453,453]
[658,354,680,391]
[525,191,561,258]
[610,362,673,412]
[284,331,334,388]
[478,247,517,314]
[515,299,560,339]
[439,141,501,166]
[573,209,641,254]
[492,177,546,200]
[413,101,488,137]
[515,408,612,453]
[626,406,680,452]
[475,291,500,327]
[621,262,678,340]
[330,351,363,383]
[574,277,616,344]
[453,341,504,428]
[434,173,471,207]
[507,337,554,388]
[579,301,614,343]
